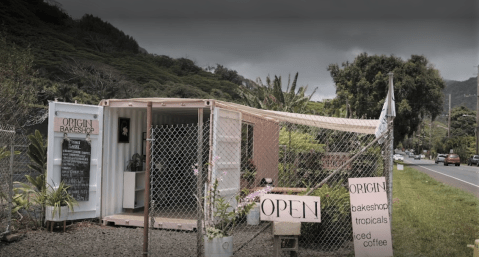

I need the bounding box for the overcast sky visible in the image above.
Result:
[56,0,478,101]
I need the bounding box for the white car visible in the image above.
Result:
[420,154,425,159]
[393,154,404,161]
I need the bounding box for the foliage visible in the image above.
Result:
[27,130,47,175]
[206,64,243,85]
[279,127,325,154]
[299,183,351,246]
[238,72,317,113]
[13,180,78,226]
[198,156,265,239]
[327,53,446,144]
[0,33,38,126]
[0,0,245,109]
[444,136,474,163]
[25,130,48,193]
[204,174,257,239]
[126,153,144,171]
[450,106,475,138]
[0,145,20,160]
[44,181,78,217]
[77,14,139,54]
[304,101,326,115]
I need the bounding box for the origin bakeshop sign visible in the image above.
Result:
[54,117,99,134]
[349,177,393,257]
[260,194,321,223]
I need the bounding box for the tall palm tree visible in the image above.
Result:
[238,72,317,113]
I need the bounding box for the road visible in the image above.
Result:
[400,154,479,198]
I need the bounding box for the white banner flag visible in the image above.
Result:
[375,86,395,142]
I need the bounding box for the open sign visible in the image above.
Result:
[260,194,321,223]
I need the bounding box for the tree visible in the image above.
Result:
[206,64,243,85]
[59,58,139,101]
[328,53,445,144]
[450,106,475,137]
[238,72,317,114]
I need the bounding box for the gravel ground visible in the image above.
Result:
[0,221,352,256]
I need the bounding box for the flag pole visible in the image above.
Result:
[387,72,394,242]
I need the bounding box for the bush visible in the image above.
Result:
[299,183,352,249]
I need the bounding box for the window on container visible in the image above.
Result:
[241,122,255,179]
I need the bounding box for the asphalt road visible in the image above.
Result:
[400,154,479,198]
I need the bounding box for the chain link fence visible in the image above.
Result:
[0,124,33,235]
[0,124,15,235]
[145,107,391,256]
[148,121,210,255]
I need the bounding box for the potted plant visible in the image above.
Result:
[44,181,78,222]
[195,156,272,256]
[127,153,144,171]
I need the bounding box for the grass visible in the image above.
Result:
[392,162,479,256]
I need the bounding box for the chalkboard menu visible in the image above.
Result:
[61,139,91,201]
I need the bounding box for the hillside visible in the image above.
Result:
[444,77,477,112]
[0,0,254,107]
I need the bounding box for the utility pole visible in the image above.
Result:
[346,98,349,118]
[448,94,451,138]
[476,66,479,154]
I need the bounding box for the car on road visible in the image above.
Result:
[420,154,425,159]
[467,155,479,166]
[393,154,404,161]
[414,154,421,160]
[444,154,460,166]
[435,154,447,164]
[408,153,415,158]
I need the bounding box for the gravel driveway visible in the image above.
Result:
[0,221,352,256]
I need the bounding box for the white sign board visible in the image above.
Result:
[349,177,393,257]
[54,117,99,134]
[260,194,320,223]
[397,164,403,170]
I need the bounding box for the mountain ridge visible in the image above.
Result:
[444,77,477,112]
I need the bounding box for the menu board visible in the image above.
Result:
[61,139,91,201]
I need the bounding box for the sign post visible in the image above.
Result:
[349,177,393,257]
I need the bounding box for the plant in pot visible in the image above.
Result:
[43,181,78,222]
[195,156,272,257]
[127,153,144,171]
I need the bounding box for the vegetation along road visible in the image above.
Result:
[402,154,479,198]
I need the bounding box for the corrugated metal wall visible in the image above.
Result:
[241,113,280,187]
[101,107,207,217]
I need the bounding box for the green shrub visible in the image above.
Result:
[299,183,352,248]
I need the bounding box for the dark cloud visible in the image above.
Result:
[58,0,477,20]
[55,0,479,100]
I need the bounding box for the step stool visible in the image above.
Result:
[273,222,301,257]
[46,220,67,232]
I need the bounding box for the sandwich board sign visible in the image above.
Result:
[348,177,393,257]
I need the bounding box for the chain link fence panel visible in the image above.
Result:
[148,121,210,256]
[0,124,34,235]
[145,110,391,256]
[0,124,15,234]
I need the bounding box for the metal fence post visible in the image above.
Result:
[387,73,394,239]
[143,102,152,256]
[197,108,204,257]
[7,144,14,232]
